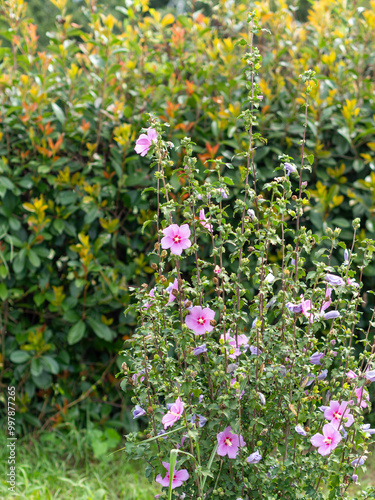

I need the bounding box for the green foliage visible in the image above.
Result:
[1,0,375,435]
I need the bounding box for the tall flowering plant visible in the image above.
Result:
[122,13,375,500]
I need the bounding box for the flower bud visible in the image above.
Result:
[147,406,153,414]
[172,289,179,297]
[213,277,219,285]
[161,250,167,258]
[292,195,297,201]
[160,275,167,283]
[151,263,158,270]
[154,243,160,250]
[121,362,128,373]
[210,320,217,327]
[178,279,184,287]
[185,300,192,308]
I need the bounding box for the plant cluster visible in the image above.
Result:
[123,12,375,499]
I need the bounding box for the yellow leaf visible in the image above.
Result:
[367,143,375,152]
[161,13,175,27]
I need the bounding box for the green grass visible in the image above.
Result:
[0,428,160,500]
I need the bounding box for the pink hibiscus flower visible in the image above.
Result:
[217,426,246,459]
[323,401,354,429]
[166,279,179,303]
[220,331,249,359]
[135,128,157,157]
[355,387,370,408]
[144,287,155,310]
[155,462,189,489]
[310,423,342,456]
[199,209,213,232]
[185,306,215,335]
[162,396,184,429]
[161,224,192,256]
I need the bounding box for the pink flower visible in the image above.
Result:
[220,331,249,359]
[199,209,213,232]
[144,287,155,310]
[185,306,215,335]
[161,224,192,256]
[346,370,357,379]
[355,387,370,408]
[166,279,179,303]
[216,426,246,459]
[310,423,342,456]
[162,397,184,429]
[135,128,157,156]
[156,462,189,489]
[214,265,221,274]
[323,401,354,429]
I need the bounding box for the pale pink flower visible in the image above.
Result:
[166,279,179,303]
[199,209,213,232]
[214,265,221,274]
[185,306,215,335]
[156,462,189,489]
[144,287,155,310]
[216,426,246,459]
[310,423,342,456]
[323,401,354,429]
[162,397,184,429]
[346,370,357,379]
[220,330,248,359]
[355,387,370,408]
[135,128,157,156]
[161,224,192,256]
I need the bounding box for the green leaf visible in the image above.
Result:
[31,358,43,377]
[0,282,8,300]
[52,102,65,124]
[10,350,31,364]
[306,154,314,165]
[67,320,86,345]
[28,249,41,268]
[53,219,65,234]
[0,176,15,190]
[87,317,115,341]
[40,355,59,374]
[223,176,234,186]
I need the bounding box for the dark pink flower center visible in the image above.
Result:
[173,235,182,243]
[198,317,205,325]
[224,438,233,447]
[323,437,333,445]
[333,411,341,420]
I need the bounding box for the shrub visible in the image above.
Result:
[123,12,375,499]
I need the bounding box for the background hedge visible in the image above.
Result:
[1,0,375,448]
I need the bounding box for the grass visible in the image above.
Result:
[0,428,160,500]
[1,428,373,499]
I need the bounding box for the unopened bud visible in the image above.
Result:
[210,320,217,327]
[172,289,178,297]
[161,250,167,258]
[121,362,128,372]
[151,263,158,270]
[154,243,159,250]
[147,406,153,414]
[160,275,167,283]
[141,283,148,288]
[178,279,184,287]
[146,434,152,439]
[292,195,297,201]
[213,277,218,285]
[248,246,255,253]
[185,301,192,308]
